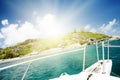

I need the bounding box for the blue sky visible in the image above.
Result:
[0,0,120,47]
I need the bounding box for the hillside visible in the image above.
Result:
[0,31,109,59]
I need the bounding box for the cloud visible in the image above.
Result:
[1,19,9,26]
[0,33,4,38]
[0,21,41,47]
[82,24,96,33]
[100,19,117,35]
[80,19,118,36]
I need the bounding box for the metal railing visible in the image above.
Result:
[0,38,119,80]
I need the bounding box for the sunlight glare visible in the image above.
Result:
[39,13,65,37]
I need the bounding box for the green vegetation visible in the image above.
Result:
[0,31,109,59]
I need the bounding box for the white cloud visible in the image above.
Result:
[82,24,96,33]
[1,21,41,47]
[100,19,117,34]
[0,33,4,38]
[1,19,9,26]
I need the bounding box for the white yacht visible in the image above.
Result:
[50,39,120,80]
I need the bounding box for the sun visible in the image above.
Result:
[38,14,65,37]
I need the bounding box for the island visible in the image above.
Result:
[0,31,109,60]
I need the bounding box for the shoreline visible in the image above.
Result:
[110,36,120,41]
[0,43,84,63]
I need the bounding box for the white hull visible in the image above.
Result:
[50,60,120,80]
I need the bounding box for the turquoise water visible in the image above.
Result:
[0,40,120,80]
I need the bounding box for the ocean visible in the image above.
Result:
[0,40,120,80]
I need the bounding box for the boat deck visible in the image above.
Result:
[50,60,120,80]
[85,60,112,75]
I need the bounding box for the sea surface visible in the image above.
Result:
[0,40,120,80]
